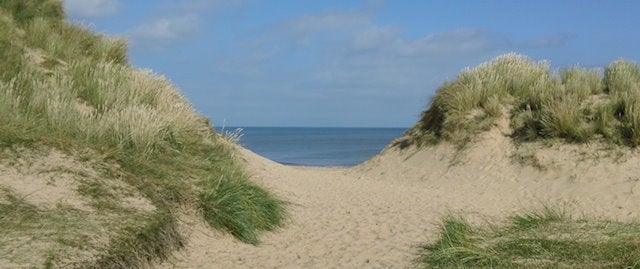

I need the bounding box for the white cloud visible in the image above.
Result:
[216,5,514,109]
[265,7,508,60]
[260,7,374,49]
[127,0,253,50]
[129,15,200,49]
[265,12,509,93]
[210,5,579,126]
[63,0,121,18]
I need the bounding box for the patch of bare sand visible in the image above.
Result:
[160,149,444,269]
[0,146,154,212]
[0,146,157,267]
[159,125,640,268]
[0,146,94,210]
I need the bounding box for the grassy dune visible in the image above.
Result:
[407,53,640,148]
[0,0,285,267]
[413,55,640,267]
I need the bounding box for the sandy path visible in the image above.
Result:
[159,151,447,269]
[158,138,640,268]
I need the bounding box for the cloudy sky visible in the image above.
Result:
[62,0,640,127]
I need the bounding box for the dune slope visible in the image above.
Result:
[158,121,640,268]
[0,1,284,267]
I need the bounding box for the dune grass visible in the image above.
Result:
[200,175,287,244]
[411,55,640,267]
[408,53,640,148]
[0,187,182,269]
[0,0,285,267]
[420,207,640,268]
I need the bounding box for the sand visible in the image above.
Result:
[157,124,640,268]
[3,132,638,268]
[159,156,444,269]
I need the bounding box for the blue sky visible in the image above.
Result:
[62,0,640,127]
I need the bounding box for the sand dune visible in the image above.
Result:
[158,126,640,268]
[159,149,442,268]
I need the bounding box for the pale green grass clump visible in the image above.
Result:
[420,207,640,268]
[0,0,285,267]
[408,53,640,148]
[408,53,552,147]
[0,184,181,268]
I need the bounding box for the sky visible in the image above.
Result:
[62,0,640,128]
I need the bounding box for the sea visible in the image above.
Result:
[219,127,407,167]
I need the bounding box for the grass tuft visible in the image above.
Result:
[508,206,564,231]
[86,211,184,269]
[200,175,287,245]
[0,0,64,25]
[420,207,640,268]
[421,215,499,267]
[408,53,640,149]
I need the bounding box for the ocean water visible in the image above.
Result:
[222,127,406,167]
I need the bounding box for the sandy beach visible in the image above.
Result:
[3,2,639,268]
[158,126,640,268]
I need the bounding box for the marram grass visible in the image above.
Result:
[200,175,287,244]
[408,53,640,148]
[420,207,640,268]
[0,0,286,267]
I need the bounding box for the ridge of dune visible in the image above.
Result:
[158,121,640,268]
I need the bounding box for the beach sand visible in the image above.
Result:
[158,124,640,268]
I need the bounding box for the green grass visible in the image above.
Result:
[0,187,180,268]
[420,207,640,268]
[0,0,63,25]
[200,176,287,244]
[85,211,183,269]
[408,53,640,149]
[0,0,286,267]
